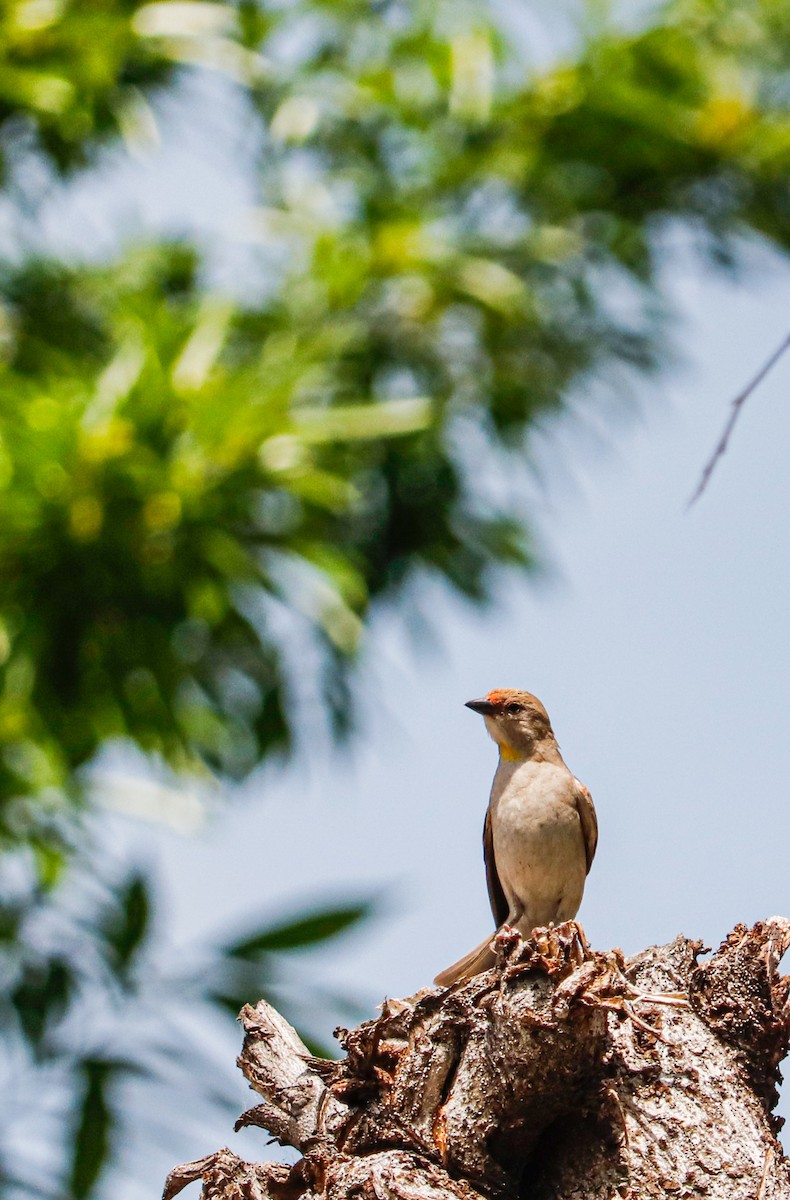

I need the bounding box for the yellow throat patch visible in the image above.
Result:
[499,742,523,763]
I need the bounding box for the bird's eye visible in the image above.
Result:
[505,702,523,715]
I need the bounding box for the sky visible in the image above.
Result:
[28,49,790,1200]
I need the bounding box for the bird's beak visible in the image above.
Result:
[465,698,496,716]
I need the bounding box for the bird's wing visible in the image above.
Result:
[572,778,598,874]
[483,807,509,926]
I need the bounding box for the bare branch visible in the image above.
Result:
[688,330,790,507]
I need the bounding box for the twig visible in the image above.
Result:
[687,330,790,507]
[756,1144,774,1200]
[623,1003,677,1044]
[602,1085,630,1149]
[600,1001,676,1045]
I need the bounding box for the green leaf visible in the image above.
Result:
[69,1059,114,1200]
[99,874,151,979]
[11,956,72,1048]
[225,901,375,958]
[0,901,22,942]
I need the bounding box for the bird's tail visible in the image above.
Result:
[434,932,497,987]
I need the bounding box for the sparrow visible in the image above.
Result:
[435,688,597,986]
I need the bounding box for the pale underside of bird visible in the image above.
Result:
[435,688,597,987]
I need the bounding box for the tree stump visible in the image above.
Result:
[164,919,790,1200]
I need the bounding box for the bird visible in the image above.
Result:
[435,688,597,987]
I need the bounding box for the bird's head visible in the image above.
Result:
[465,688,556,761]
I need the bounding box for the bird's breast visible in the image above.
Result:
[489,760,586,910]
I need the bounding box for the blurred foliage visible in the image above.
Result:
[0,0,789,1194]
[0,862,371,1198]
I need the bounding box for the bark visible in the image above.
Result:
[164,919,790,1200]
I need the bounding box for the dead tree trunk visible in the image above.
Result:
[164,919,790,1200]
